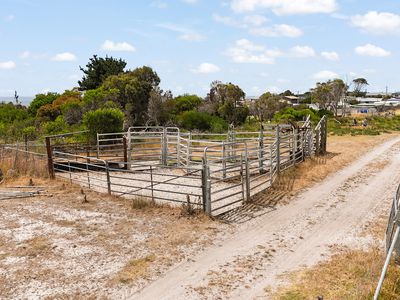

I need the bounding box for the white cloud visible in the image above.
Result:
[321,51,339,61]
[20,51,31,59]
[250,24,303,37]
[231,0,337,15]
[158,23,206,42]
[225,39,282,64]
[313,70,338,80]
[242,14,268,26]
[182,0,198,3]
[0,61,16,69]
[351,11,400,35]
[191,62,220,73]
[354,44,391,57]
[51,52,77,61]
[179,32,206,41]
[213,13,267,28]
[290,45,315,57]
[101,40,136,52]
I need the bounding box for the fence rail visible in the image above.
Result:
[3,115,326,216]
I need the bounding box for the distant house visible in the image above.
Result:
[283,95,299,104]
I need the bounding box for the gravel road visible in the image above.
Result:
[131,136,400,300]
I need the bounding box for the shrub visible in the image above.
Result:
[178,110,227,132]
[274,107,320,123]
[22,126,38,140]
[28,92,59,116]
[83,108,124,140]
[43,116,68,135]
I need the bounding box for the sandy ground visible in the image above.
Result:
[0,184,232,299]
[132,135,400,300]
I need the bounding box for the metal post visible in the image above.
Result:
[292,128,297,165]
[240,154,245,201]
[86,160,91,189]
[258,125,264,174]
[105,161,111,195]
[45,137,55,179]
[96,133,100,159]
[374,226,400,300]
[222,142,226,179]
[176,131,181,165]
[127,129,132,169]
[186,132,191,168]
[244,150,251,201]
[276,125,280,174]
[315,128,320,155]
[162,128,168,166]
[150,165,154,203]
[123,136,128,170]
[68,160,72,183]
[201,158,211,215]
[269,144,274,185]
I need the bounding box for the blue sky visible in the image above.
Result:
[0,0,399,98]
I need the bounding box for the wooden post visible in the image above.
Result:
[123,136,128,170]
[45,137,55,179]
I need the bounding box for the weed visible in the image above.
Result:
[131,196,156,209]
[115,254,156,284]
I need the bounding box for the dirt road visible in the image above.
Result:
[132,136,400,300]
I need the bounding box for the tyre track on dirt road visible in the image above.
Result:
[131,136,400,300]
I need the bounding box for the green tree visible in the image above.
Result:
[28,92,59,116]
[250,92,287,121]
[352,78,369,97]
[78,55,127,90]
[81,86,120,112]
[83,108,124,140]
[102,66,160,126]
[204,81,247,125]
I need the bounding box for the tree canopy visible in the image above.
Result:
[78,55,127,90]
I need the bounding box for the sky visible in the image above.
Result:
[0,0,399,98]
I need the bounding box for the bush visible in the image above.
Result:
[28,92,59,116]
[178,110,227,132]
[22,126,38,140]
[43,116,68,135]
[83,108,124,140]
[274,107,320,123]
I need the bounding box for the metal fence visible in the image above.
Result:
[40,116,326,216]
[374,182,400,299]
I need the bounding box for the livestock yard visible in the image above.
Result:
[1,122,400,299]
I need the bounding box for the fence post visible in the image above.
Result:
[258,125,264,174]
[202,158,211,215]
[244,150,251,201]
[276,125,281,174]
[96,133,100,159]
[150,165,154,203]
[186,132,192,168]
[176,130,181,165]
[162,128,168,166]
[292,127,296,165]
[315,128,320,155]
[45,137,55,179]
[323,117,328,154]
[105,161,111,195]
[123,136,128,170]
[222,142,227,179]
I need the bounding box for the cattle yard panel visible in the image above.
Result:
[38,116,325,216]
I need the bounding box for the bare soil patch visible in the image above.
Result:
[0,179,231,299]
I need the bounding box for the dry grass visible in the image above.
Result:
[114,254,156,284]
[0,149,48,179]
[273,193,400,300]
[16,236,52,258]
[273,248,400,300]
[0,178,229,298]
[289,133,398,193]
